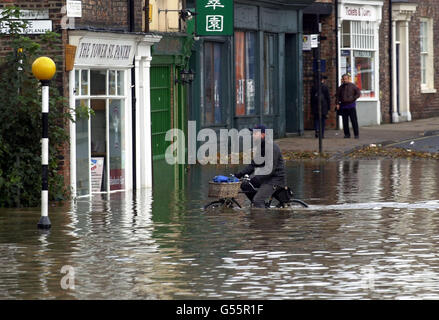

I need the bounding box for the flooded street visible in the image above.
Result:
[1,159,439,299]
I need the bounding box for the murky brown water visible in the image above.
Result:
[1,159,439,299]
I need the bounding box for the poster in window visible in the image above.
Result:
[91,157,104,192]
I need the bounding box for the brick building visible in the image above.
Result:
[303,0,439,132]
[1,0,163,197]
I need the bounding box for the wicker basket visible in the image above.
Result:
[208,181,241,198]
[65,44,77,72]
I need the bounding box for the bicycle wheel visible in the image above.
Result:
[289,199,309,208]
[204,200,225,210]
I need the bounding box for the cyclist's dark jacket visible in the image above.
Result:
[235,139,286,187]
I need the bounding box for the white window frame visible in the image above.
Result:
[420,18,435,93]
[339,20,379,101]
[70,67,132,197]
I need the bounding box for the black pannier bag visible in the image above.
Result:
[272,186,293,204]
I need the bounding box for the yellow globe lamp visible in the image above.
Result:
[32,57,56,81]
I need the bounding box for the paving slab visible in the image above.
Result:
[276,117,439,158]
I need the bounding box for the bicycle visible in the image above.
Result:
[204,175,309,210]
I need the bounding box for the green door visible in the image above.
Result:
[150,66,172,158]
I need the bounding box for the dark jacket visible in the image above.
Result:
[336,82,361,106]
[311,83,331,116]
[235,140,286,187]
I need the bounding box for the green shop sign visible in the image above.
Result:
[195,0,234,36]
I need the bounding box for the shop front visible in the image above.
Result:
[68,31,161,197]
[338,0,383,126]
[190,0,315,139]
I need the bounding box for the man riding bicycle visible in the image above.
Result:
[234,125,287,208]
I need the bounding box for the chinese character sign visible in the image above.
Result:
[196,0,233,36]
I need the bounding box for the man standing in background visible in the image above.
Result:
[336,74,361,139]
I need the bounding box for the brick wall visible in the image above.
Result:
[0,0,70,186]
[303,3,337,130]
[75,0,128,31]
[379,0,391,124]
[408,0,439,120]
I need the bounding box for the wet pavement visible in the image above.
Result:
[1,159,439,299]
[387,134,439,153]
[277,116,439,158]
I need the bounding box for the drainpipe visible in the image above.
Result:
[129,0,135,32]
[145,0,150,33]
[389,0,393,123]
[129,0,137,188]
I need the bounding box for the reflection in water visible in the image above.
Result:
[1,159,439,299]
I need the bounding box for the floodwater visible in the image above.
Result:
[1,159,439,299]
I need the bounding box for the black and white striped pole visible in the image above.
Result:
[32,57,56,230]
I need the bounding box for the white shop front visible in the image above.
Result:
[338,0,383,126]
[68,31,161,197]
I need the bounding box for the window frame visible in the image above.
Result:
[339,20,379,100]
[202,40,226,127]
[234,29,258,117]
[72,67,130,196]
[420,18,435,93]
[263,32,278,116]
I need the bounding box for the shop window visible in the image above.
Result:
[73,69,126,195]
[263,33,277,115]
[420,18,435,92]
[353,51,375,98]
[203,41,223,125]
[235,30,256,115]
[75,99,90,196]
[340,20,376,98]
[90,70,106,95]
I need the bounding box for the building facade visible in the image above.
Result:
[303,0,439,131]
[189,0,315,139]
[1,0,163,197]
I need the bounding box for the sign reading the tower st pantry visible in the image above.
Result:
[340,5,377,21]
[196,0,234,36]
[75,37,136,67]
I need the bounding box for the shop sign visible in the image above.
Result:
[341,5,377,21]
[303,34,319,51]
[0,9,52,34]
[354,50,372,58]
[0,20,52,34]
[66,0,82,18]
[75,37,136,67]
[196,0,234,36]
[0,9,49,19]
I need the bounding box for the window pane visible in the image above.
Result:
[109,99,125,191]
[264,34,274,115]
[245,32,256,115]
[421,54,427,84]
[235,31,246,115]
[203,42,223,125]
[81,70,89,95]
[109,70,116,95]
[204,42,214,124]
[90,70,107,95]
[342,20,351,48]
[117,71,124,96]
[75,99,90,196]
[235,31,256,116]
[213,43,222,123]
[353,51,375,98]
[90,99,107,192]
[75,70,79,96]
